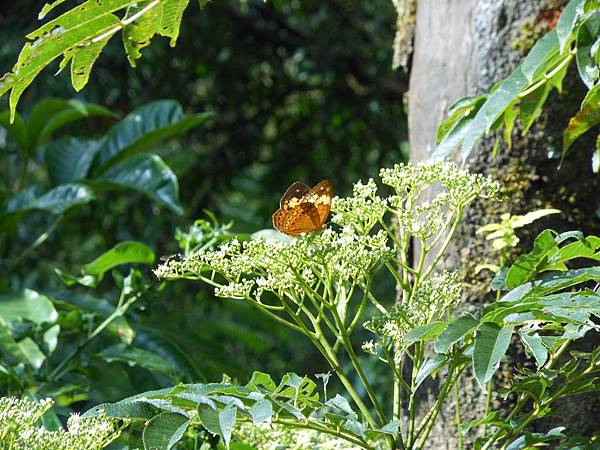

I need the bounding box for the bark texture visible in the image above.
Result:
[408,0,600,448]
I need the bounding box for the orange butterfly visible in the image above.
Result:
[272,180,333,236]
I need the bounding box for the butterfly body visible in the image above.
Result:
[272,180,333,236]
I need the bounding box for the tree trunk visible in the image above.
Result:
[407,0,600,448]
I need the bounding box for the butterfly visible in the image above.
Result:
[272,179,333,236]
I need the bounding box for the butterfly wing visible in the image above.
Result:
[310,179,333,226]
[272,179,333,236]
[273,202,322,236]
[279,181,311,209]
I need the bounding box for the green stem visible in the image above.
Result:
[331,304,388,427]
[46,290,141,384]
[454,382,464,450]
[7,216,62,272]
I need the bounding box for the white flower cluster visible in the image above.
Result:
[0,397,122,450]
[365,272,463,344]
[155,227,393,308]
[381,160,500,240]
[380,160,500,205]
[332,178,387,234]
[235,422,358,450]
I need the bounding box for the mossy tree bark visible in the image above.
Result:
[407,1,600,448]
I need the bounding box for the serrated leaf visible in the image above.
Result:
[435,313,478,354]
[0,0,140,121]
[160,0,191,46]
[93,154,183,214]
[123,1,163,67]
[473,323,514,388]
[142,412,189,450]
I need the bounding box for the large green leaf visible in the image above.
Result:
[0,183,95,224]
[519,331,549,367]
[403,321,446,344]
[26,98,116,153]
[99,343,182,380]
[563,84,600,157]
[473,322,514,388]
[44,137,102,185]
[142,412,189,450]
[82,241,155,278]
[0,289,58,324]
[93,154,183,214]
[93,100,212,172]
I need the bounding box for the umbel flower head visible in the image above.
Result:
[155,160,498,321]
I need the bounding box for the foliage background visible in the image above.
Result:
[0,0,408,420]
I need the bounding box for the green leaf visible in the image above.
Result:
[556,0,586,51]
[99,343,182,380]
[44,138,102,185]
[123,2,164,66]
[93,154,183,214]
[17,337,46,369]
[84,399,160,420]
[198,403,237,449]
[593,136,600,172]
[160,0,191,46]
[26,98,115,152]
[82,241,155,278]
[415,355,449,390]
[38,1,67,20]
[93,100,212,172]
[248,398,273,425]
[519,331,549,367]
[576,12,600,88]
[563,84,600,158]
[0,111,27,151]
[403,321,446,344]
[142,412,189,450]
[0,289,58,324]
[435,96,486,144]
[510,209,561,229]
[435,313,478,354]
[506,229,558,289]
[473,323,514,388]
[0,0,140,121]
[519,83,551,134]
[0,183,94,223]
